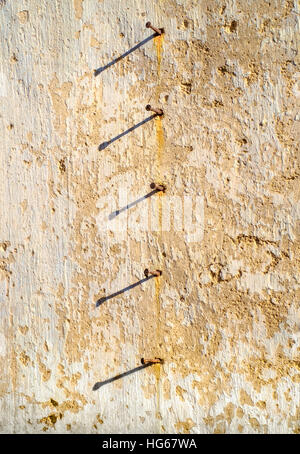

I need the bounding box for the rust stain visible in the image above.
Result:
[155,275,161,333]
[153,362,162,420]
[155,116,164,238]
[154,34,164,76]
[155,116,164,176]
[153,33,165,428]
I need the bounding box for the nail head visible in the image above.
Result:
[141,357,164,365]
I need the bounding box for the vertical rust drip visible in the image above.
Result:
[153,31,165,424]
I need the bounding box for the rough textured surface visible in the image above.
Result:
[0,0,299,434]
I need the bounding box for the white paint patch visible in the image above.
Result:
[0,281,7,302]
[0,333,6,356]
[0,72,7,97]
[237,272,285,294]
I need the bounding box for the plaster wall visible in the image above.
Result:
[0,0,299,433]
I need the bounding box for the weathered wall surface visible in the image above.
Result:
[0,0,299,434]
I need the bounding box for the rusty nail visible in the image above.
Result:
[145,104,164,116]
[141,357,164,365]
[150,182,166,192]
[144,268,162,277]
[146,21,163,35]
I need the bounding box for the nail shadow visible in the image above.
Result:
[95,275,155,307]
[94,33,157,76]
[92,363,153,390]
[98,114,157,151]
[109,189,159,220]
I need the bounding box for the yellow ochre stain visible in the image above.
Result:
[154,34,164,76]
[155,275,161,334]
[154,108,165,244]
[153,30,165,430]
[154,275,162,420]
[153,362,162,420]
[155,116,164,172]
[156,191,163,235]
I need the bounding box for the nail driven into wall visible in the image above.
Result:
[141,357,164,365]
[145,21,164,35]
[146,104,164,116]
[150,182,166,192]
[144,269,163,277]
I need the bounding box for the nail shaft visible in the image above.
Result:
[146,22,163,35]
[146,104,164,116]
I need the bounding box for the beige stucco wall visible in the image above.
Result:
[0,0,299,434]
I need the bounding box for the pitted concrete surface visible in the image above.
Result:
[0,0,299,433]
